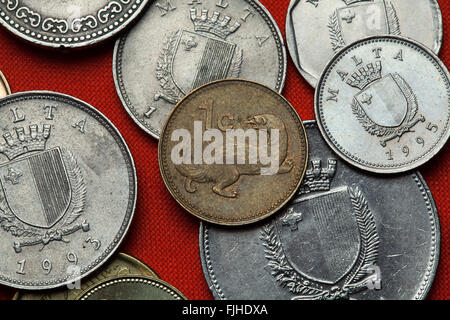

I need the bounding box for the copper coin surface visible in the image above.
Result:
[13,253,159,300]
[159,79,308,226]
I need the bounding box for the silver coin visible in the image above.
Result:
[0,91,136,290]
[200,120,440,300]
[113,0,287,139]
[0,0,150,48]
[286,0,443,87]
[315,36,449,174]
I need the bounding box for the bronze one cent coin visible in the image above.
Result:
[159,79,308,226]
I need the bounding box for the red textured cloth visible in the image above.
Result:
[0,0,448,300]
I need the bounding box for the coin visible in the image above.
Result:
[200,120,440,300]
[79,276,187,300]
[159,79,308,225]
[12,253,159,300]
[0,91,136,290]
[113,0,287,139]
[0,1,150,49]
[286,0,443,87]
[0,70,11,98]
[315,36,450,174]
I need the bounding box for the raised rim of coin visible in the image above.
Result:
[112,0,288,139]
[200,120,441,300]
[0,70,11,97]
[0,91,137,290]
[158,78,308,226]
[79,275,187,300]
[285,0,444,87]
[0,1,151,49]
[116,253,160,279]
[314,35,450,174]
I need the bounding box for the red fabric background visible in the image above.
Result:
[0,0,448,300]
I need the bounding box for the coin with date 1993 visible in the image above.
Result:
[0,91,136,290]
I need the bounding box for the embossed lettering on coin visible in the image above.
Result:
[0,0,150,48]
[159,80,307,226]
[0,91,136,290]
[286,0,443,86]
[114,0,286,138]
[200,121,440,300]
[315,36,449,174]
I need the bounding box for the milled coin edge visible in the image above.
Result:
[78,275,187,300]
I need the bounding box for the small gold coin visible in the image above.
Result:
[159,79,308,226]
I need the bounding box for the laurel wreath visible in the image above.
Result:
[155,30,185,104]
[351,73,419,141]
[228,48,243,78]
[328,2,400,53]
[260,186,379,300]
[327,11,346,53]
[386,1,401,36]
[61,149,87,227]
[0,148,87,251]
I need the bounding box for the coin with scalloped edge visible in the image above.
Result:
[0,0,150,48]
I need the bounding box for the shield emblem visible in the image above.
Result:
[171,30,237,94]
[275,186,361,284]
[337,1,389,44]
[355,73,408,127]
[0,147,72,229]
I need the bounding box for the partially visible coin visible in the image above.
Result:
[0,70,11,98]
[200,121,440,300]
[13,253,159,300]
[79,276,187,300]
[0,0,150,49]
[0,91,136,290]
[113,0,286,139]
[159,79,308,226]
[315,36,449,174]
[286,0,443,87]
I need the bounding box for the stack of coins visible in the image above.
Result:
[0,0,446,300]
